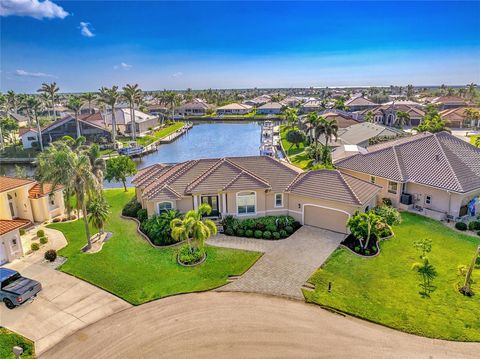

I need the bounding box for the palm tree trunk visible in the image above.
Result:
[0,125,4,151]
[111,106,117,148]
[122,179,127,192]
[460,245,480,295]
[75,111,81,138]
[130,105,136,140]
[82,201,92,249]
[35,113,44,151]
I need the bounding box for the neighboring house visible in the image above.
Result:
[345,96,378,112]
[132,156,380,234]
[300,99,322,113]
[0,176,65,263]
[147,104,169,117]
[332,144,368,163]
[103,109,159,136]
[336,132,480,220]
[0,111,29,127]
[79,104,99,115]
[216,103,253,116]
[175,99,212,117]
[19,128,39,149]
[243,95,271,107]
[280,97,302,107]
[360,104,425,127]
[318,109,362,128]
[427,96,472,110]
[440,107,480,128]
[256,102,283,115]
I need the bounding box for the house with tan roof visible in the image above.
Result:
[0,176,65,264]
[256,102,284,115]
[427,96,472,110]
[345,96,378,112]
[216,103,253,116]
[102,108,159,136]
[336,132,480,220]
[439,107,480,128]
[133,156,380,234]
[360,104,425,127]
[300,99,323,113]
[175,99,213,117]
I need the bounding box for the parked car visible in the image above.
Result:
[0,268,42,309]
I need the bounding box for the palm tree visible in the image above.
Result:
[122,84,143,140]
[364,110,374,123]
[412,258,437,297]
[98,86,120,147]
[37,141,100,249]
[38,82,59,122]
[24,96,44,151]
[87,195,110,237]
[304,112,321,144]
[6,90,18,116]
[86,143,106,186]
[170,203,217,254]
[82,92,96,114]
[314,118,338,163]
[0,95,7,151]
[66,96,84,138]
[396,111,411,128]
[283,107,298,130]
[467,83,477,100]
[165,91,180,121]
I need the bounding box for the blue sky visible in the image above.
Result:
[1,1,479,92]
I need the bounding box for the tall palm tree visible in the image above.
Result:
[86,143,106,186]
[122,84,143,140]
[66,95,84,138]
[364,110,374,123]
[6,90,18,116]
[467,83,477,100]
[283,107,298,130]
[82,92,96,114]
[98,86,120,147]
[38,82,59,122]
[0,94,7,150]
[396,111,411,128]
[170,203,217,254]
[24,96,44,151]
[87,195,110,237]
[37,141,100,249]
[314,118,338,163]
[165,91,180,121]
[304,112,321,145]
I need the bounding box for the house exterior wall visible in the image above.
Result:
[21,131,39,149]
[30,191,64,222]
[0,230,24,264]
[256,108,282,115]
[1,187,35,222]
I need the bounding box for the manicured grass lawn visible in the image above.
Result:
[304,212,480,341]
[469,134,479,147]
[48,189,261,305]
[0,328,35,359]
[279,125,312,169]
[118,122,185,147]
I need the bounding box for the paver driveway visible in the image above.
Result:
[207,225,344,299]
[0,228,131,356]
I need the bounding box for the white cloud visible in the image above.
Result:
[113,62,132,70]
[172,72,183,77]
[15,69,56,78]
[79,21,95,37]
[0,0,68,20]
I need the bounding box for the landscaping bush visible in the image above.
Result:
[140,210,181,246]
[354,246,361,253]
[69,214,77,220]
[122,197,142,218]
[263,231,272,239]
[178,245,205,265]
[254,230,263,238]
[137,208,148,223]
[245,229,254,237]
[236,228,245,237]
[477,231,480,237]
[224,227,234,236]
[39,236,48,244]
[265,224,277,232]
[31,243,40,251]
[455,222,468,231]
[52,217,61,223]
[279,229,287,238]
[468,221,480,231]
[19,228,26,235]
[292,221,301,230]
[382,198,393,207]
[37,229,45,237]
[272,231,280,239]
[222,215,298,238]
[221,215,239,231]
[285,225,294,234]
[255,222,265,230]
[44,249,57,262]
[374,205,402,226]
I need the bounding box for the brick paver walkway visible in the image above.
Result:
[207,226,345,299]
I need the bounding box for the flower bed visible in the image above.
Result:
[221,215,301,240]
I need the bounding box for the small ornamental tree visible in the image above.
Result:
[414,238,432,259]
[347,211,386,249]
[412,257,437,298]
[286,129,306,150]
[459,245,480,296]
[105,155,137,191]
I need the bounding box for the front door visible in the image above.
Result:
[201,195,219,217]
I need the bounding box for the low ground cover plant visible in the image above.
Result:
[221,215,301,239]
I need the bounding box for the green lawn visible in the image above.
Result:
[48,189,261,305]
[279,125,312,169]
[0,328,35,359]
[118,122,185,147]
[469,134,479,147]
[304,212,480,341]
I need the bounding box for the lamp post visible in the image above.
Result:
[13,346,23,359]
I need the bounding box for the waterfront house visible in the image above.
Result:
[317,110,362,128]
[175,99,212,117]
[336,132,480,220]
[360,104,425,127]
[426,96,472,110]
[439,107,480,128]
[0,111,29,127]
[19,128,40,149]
[132,156,380,234]
[243,95,271,107]
[256,102,283,115]
[103,109,159,136]
[344,96,378,112]
[216,103,253,116]
[300,99,322,113]
[280,97,302,107]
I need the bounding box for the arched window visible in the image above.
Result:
[236,191,256,215]
[158,201,173,213]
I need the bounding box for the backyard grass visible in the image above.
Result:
[0,328,35,359]
[304,212,480,341]
[279,125,312,169]
[118,122,185,146]
[48,189,261,305]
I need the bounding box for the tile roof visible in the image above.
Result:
[336,131,480,193]
[0,219,31,236]
[19,128,38,136]
[216,103,253,110]
[345,97,377,106]
[0,176,35,193]
[286,170,380,205]
[28,183,63,199]
[257,102,283,110]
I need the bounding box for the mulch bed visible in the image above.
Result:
[341,234,379,256]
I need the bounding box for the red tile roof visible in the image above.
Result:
[0,219,31,236]
[0,176,35,193]
[28,183,63,199]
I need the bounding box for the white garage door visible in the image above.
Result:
[303,205,349,234]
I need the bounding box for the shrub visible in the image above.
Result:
[178,245,205,265]
[255,223,265,230]
[468,221,480,231]
[374,205,402,226]
[222,215,239,231]
[137,208,148,223]
[365,250,371,255]
[455,222,468,231]
[354,246,361,253]
[285,226,294,234]
[286,129,306,149]
[39,236,48,244]
[52,217,61,223]
[122,198,142,218]
[254,230,263,238]
[265,224,277,232]
[279,229,287,238]
[236,228,245,237]
[36,229,45,237]
[263,231,272,239]
[382,198,393,207]
[372,246,378,252]
[19,228,26,236]
[245,229,254,237]
[272,231,280,240]
[224,227,234,236]
[31,243,40,251]
[292,221,301,230]
[44,249,57,262]
[140,210,181,246]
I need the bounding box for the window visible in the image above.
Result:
[388,181,398,194]
[158,201,173,213]
[425,195,432,205]
[275,193,283,208]
[370,176,376,184]
[237,191,256,215]
[27,136,36,141]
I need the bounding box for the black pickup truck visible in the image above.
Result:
[0,268,42,309]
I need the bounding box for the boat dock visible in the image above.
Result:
[259,121,283,158]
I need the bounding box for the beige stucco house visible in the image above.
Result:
[133,156,380,234]
[336,132,480,220]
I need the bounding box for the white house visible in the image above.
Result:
[256,102,283,115]
[216,103,253,116]
[19,128,39,149]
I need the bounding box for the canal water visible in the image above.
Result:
[2,121,263,188]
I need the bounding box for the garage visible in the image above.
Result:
[303,205,350,234]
